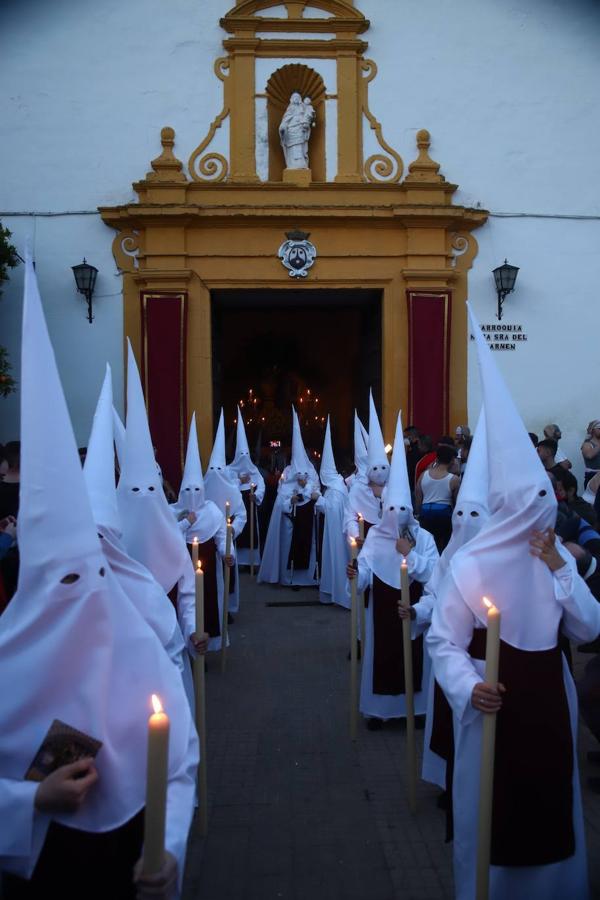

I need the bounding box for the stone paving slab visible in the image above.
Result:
[183,574,600,900]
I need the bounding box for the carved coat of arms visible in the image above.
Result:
[278,230,317,278]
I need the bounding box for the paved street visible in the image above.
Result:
[183,574,600,900]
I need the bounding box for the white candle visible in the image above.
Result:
[221,521,234,673]
[192,536,199,569]
[250,484,256,576]
[195,561,204,635]
[358,514,365,542]
[142,694,170,874]
[194,563,208,836]
[476,597,502,900]
[400,556,417,813]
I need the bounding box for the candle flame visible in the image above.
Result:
[385,443,393,454]
[192,537,198,545]
[196,560,202,572]
[350,537,356,547]
[401,557,408,568]
[483,596,496,611]
[151,693,163,714]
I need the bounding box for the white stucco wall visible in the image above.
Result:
[1,0,599,479]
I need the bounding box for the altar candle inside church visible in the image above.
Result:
[476,597,502,900]
[142,694,170,875]
[192,536,199,569]
[194,562,205,635]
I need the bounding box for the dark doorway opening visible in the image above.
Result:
[211,289,382,475]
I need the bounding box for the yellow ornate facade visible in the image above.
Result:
[100,0,487,465]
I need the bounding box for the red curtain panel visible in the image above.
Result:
[407,292,451,440]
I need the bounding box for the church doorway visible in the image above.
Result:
[211,288,381,475]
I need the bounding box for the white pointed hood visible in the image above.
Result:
[425,409,490,601]
[367,390,389,484]
[112,406,126,471]
[83,364,121,535]
[228,406,264,488]
[320,417,347,495]
[450,305,564,649]
[116,340,190,593]
[173,413,226,544]
[354,411,369,476]
[0,253,195,834]
[360,412,420,587]
[205,408,245,519]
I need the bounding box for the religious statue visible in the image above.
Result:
[278,92,316,170]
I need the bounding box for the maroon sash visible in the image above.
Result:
[190,539,220,637]
[372,575,424,695]
[429,680,453,762]
[236,490,257,550]
[469,629,574,866]
[287,499,316,570]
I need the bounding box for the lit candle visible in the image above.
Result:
[225,501,231,522]
[357,514,365,542]
[476,598,502,900]
[400,557,417,814]
[192,536,199,569]
[349,539,359,740]
[194,563,208,836]
[142,694,170,875]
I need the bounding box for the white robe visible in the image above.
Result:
[344,478,383,540]
[319,487,350,607]
[257,491,322,586]
[352,529,438,719]
[427,561,600,900]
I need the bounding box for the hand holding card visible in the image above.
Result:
[25,719,102,782]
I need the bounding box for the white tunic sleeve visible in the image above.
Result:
[0,778,50,878]
[343,508,360,542]
[176,559,198,652]
[253,478,265,505]
[553,556,600,643]
[406,530,439,584]
[426,574,481,726]
[231,499,247,540]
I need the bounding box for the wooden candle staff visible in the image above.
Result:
[349,539,359,741]
[358,515,366,645]
[142,694,170,875]
[221,516,233,673]
[476,597,501,900]
[194,562,208,836]
[400,557,417,814]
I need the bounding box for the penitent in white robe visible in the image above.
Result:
[427,559,600,900]
[352,529,438,719]
[258,492,322,586]
[319,487,350,607]
[235,480,265,568]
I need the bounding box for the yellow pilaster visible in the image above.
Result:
[335,53,363,183]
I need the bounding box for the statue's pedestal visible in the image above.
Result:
[282,167,312,187]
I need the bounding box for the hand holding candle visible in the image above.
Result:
[143,694,170,875]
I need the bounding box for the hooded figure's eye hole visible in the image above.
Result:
[60,573,80,584]
[539,489,547,497]
[148,486,155,492]
[185,487,190,492]
[400,506,406,511]
[470,511,479,517]
[132,487,140,492]
[99,567,106,577]
[457,510,464,516]
[194,487,200,491]
[98,532,104,540]
[389,505,395,511]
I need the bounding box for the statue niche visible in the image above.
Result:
[266,65,326,183]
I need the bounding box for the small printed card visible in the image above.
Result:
[25,719,102,782]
